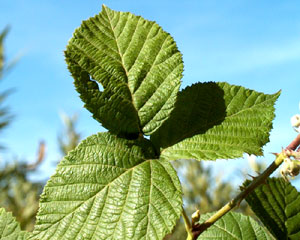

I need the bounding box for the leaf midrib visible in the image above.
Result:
[103,6,143,134]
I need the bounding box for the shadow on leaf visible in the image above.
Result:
[151,82,226,150]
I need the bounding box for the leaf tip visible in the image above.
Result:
[101,4,111,12]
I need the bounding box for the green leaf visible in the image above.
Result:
[65,5,183,136]
[32,132,182,240]
[0,208,30,240]
[152,82,280,161]
[244,177,300,240]
[197,212,272,240]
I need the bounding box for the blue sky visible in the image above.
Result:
[0,0,300,183]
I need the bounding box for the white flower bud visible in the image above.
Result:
[246,154,259,172]
[291,114,300,130]
[280,157,300,181]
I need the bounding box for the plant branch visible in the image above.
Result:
[191,134,300,239]
[182,207,193,240]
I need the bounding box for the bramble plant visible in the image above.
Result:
[2,5,300,240]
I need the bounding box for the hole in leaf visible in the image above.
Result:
[89,76,104,92]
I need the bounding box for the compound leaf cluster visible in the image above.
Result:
[1,5,281,240]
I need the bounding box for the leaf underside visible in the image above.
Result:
[0,208,30,240]
[245,177,300,240]
[65,5,183,136]
[152,82,280,161]
[197,211,272,240]
[32,132,182,240]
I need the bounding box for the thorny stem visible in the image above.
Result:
[190,134,300,239]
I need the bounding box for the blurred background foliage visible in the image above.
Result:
[0,160,43,231]
[57,113,81,157]
[0,27,265,237]
[0,27,13,146]
[0,28,80,231]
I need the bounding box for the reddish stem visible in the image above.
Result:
[286,134,300,151]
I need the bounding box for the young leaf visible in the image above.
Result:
[32,133,182,240]
[65,5,183,136]
[244,177,300,240]
[152,82,280,161]
[197,211,272,240]
[0,208,30,240]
